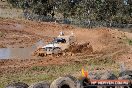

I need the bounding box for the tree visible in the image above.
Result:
[7,0,132,23]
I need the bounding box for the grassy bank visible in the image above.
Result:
[0,56,120,87]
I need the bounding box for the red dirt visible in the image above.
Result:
[0,18,132,75]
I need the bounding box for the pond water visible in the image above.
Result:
[0,46,36,59]
[0,40,45,59]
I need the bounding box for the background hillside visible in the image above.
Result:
[5,0,132,23]
[0,0,132,29]
[0,0,132,87]
[0,0,23,18]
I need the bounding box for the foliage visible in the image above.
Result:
[7,0,132,23]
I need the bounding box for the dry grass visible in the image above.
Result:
[0,56,120,87]
[0,1,23,19]
[0,8,23,19]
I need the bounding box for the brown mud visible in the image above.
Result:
[0,19,132,75]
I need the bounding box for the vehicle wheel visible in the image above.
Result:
[5,82,28,88]
[35,48,47,57]
[53,48,62,55]
[28,81,50,88]
[50,76,81,88]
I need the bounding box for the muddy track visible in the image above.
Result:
[0,19,132,75]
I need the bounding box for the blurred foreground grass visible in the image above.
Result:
[0,56,120,87]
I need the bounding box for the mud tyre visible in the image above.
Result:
[5,82,29,88]
[53,48,62,54]
[50,76,81,88]
[28,81,50,88]
[38,53,47,57]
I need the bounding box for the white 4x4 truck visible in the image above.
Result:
[34,32,76,56]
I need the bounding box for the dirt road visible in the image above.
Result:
[0,18,132,75]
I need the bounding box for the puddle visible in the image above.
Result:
[0,40,46,59]
[0,46,36,59]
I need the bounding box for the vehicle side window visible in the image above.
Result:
[56,38,66,43]
[60,39,66,43]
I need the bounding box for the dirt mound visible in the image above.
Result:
[65,42,93,54]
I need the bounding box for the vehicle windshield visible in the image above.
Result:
[50,38,66,44]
